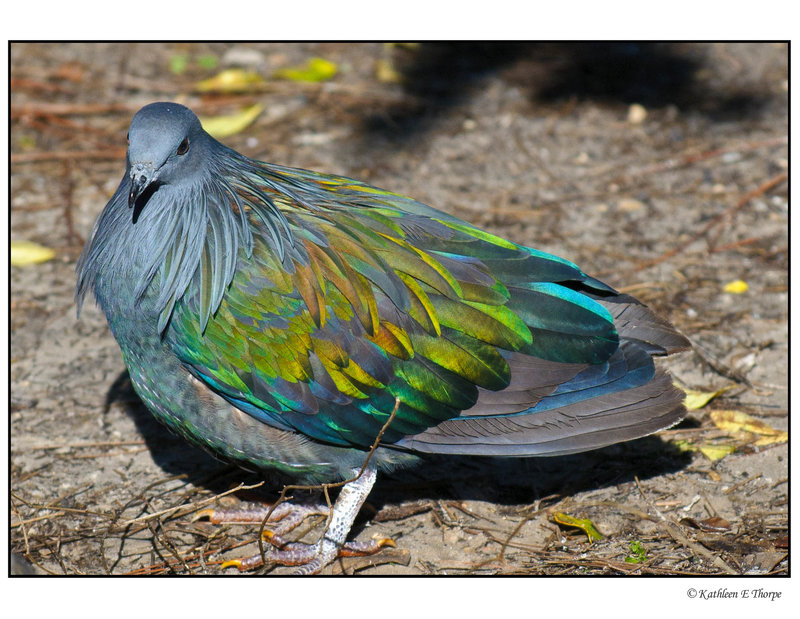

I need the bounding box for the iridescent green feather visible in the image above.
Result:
[166,162,619,449]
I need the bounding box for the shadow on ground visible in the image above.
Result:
[109,370,693,515]
[362,43,770,144]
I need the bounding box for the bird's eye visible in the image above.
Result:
[126,132,130,145]
[177,137,190,155]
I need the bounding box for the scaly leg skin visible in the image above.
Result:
[197,464,394,574]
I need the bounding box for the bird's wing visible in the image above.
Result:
[166,164,682,451]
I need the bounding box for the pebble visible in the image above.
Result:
[618,198,645,212]
[573,152,590,165]
[627,103,647,124]
[221,47,266,68]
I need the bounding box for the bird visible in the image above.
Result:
[76,102,689,574]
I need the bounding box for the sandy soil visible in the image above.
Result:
[10,42,787,576]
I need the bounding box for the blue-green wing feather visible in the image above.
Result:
[165,161,681,452]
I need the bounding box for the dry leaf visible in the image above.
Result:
[676,384,734,410]
[195,68,264,93]
[199,104,263,139]
[385,42,420,52]
[376,58,403,83]
[680,516,732,532]
[698,444,737,461]
[672,439,735,462]
[10,240,55,266]
[710,410,787,445]
[723,279,748,294]
[274,57,337,82]
[552,512,604,543]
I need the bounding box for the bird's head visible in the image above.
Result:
[126,102,208,222]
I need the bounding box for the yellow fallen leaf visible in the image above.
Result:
[10,240,55,266]
[710,410,788,445]
[753,434,788,446]
[199,104,263,139]
[552,512,604,543]
[673,439,734,461]
[698,444,736,461]
[376,58,403,83]
[723,279,748,294]
[195,69,264,93]
[385,42,420,52]
[675,384,734,410]
[274,57,337,82]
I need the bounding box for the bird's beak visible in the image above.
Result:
[128,163,156,209]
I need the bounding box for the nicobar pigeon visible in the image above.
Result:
[77,102,689,573]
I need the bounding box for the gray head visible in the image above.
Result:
[77,102,283,334]
[127,102,210,222]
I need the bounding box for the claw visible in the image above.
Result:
[192,508,216,523]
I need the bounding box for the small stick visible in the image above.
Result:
[61,160,83,246]
[631,137,787,177]
[632,172,787,272]
[11,102,136,118]
[119,480,265,526]
[11,148,125,164]
[634,476,737,575]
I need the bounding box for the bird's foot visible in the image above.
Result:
[221,533,396,573]
[195,501,328,539]
[197,464,389,573]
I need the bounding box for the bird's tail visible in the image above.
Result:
[395,296,689,457]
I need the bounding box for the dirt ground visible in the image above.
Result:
[9,43,788,577]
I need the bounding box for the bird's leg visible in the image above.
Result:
[295,462,380,575]
[198,462,392,573]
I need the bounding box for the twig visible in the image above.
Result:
[26,439,147,450]
[9,488,105,520]
[60,160,83,246]
[10,496,32,555]
[10,77,74,94]
[147,519,196,575]
[119,480,265,526]
[496,517,534,566]
[706,172,788,250]
[630,137,787,177]
[634,476,738,575]
[11,102,137,118]
[690,341,753,387]
[632,172,787,272]
[65,448,150,459]
[445,500,496,524]
[11,511,66,528]
[12,462,52,482]
[723,472,763,495]
[11,148,125,164]
[709,236,765,254]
